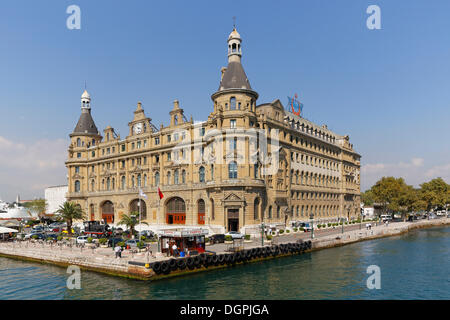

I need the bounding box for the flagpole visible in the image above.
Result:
[139,191,141,240]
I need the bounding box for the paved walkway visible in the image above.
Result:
[0,217,448,267]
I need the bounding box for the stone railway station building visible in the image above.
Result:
[66,28,361,235]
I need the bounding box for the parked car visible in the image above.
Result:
[125,239,141,248]
[76,236,89,244]
[225,231,244,239]
[45,234,59,241]
[24,232,45,240]
[32,225,45,232]
[139,230,154,238]
[108,237,124,247]
[380,214,392,222]
[209,234,225,244]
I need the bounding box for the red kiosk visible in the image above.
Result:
[159,228,208,256]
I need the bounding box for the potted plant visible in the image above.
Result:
[98,238,108,247]
[293,227,298,232]
[279,229,284,234]
[224,235,233,243]
[244,234,251,242]
[286,229,290,233]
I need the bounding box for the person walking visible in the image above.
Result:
[114,244,121,258]
[172,243,178,257]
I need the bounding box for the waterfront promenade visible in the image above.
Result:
[0,217,448,280]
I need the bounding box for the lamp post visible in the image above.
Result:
[261,222,265,246]
[310,213,314,239]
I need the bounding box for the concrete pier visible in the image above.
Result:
[0,217,448,281]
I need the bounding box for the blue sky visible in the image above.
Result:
[0,0,449,201]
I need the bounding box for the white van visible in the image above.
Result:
[380,214,392,221]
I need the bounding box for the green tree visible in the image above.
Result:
[118,212,148,238]
[56,202,85,235]
[420,178,449,211]
[361,190,375,206]
[369,177,408,216]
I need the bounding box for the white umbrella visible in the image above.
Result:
[0,226,18,234]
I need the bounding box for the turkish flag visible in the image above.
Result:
[158,187,164,200]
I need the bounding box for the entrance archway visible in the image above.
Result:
[101,201,114,224]
[166,197,186,225]
[227,208,239,231]
[130,199,147,220]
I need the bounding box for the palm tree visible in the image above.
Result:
[56,202,85,235]
[118,212,148,239]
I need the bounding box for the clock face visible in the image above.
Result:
[134,123,143,134]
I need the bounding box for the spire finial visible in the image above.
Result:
[233,16,236,29]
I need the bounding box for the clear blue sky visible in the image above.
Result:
[0,0,449,201]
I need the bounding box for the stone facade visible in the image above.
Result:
[66,28,361,235]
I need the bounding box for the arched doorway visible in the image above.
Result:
[129,199,147,220]
[89,204,95,221]
[198,199,205,225]
[101,201,114,224]
[166,197,186,225]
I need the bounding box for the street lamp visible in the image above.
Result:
[310,213,314,239]
[261,222,265,246]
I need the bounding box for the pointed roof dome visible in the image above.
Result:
[81,90,90,99]
[73,112,99,135]
[228,28,241,40]
[218,62,252,90]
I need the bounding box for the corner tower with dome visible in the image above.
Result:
[65,28,361,235]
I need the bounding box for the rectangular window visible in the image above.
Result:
[155,137,160,145]
[75,166,79,173]
[167,152,171,161]
[200,127,205,136]
[144,140,147,147]
[174,133,179,141]
[121,144,125,152]
[131,143,135,150]
[107,148,110,154]
[230,119,236,129]
[121,160,125,168]
[167,135,171,142]
[137,141,141,149]
[77,153,81,158]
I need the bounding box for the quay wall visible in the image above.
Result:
[0,218,449,281]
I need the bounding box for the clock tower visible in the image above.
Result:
[128,101,152,136]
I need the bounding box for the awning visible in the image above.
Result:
[0,220,20,227]
[0,226,19,234]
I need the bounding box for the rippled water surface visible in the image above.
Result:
[0,226,449,299]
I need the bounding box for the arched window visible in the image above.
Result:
[228,161,238,179]
[144,174,147,187]
[131,176,135,188]
[210,164,214,180]
[199,166,205,183]
[154,171,160,186]
[90,179,95,191]
[181,170,186,184]
[121,176,126,190]
[137,174,141,187]
[74,180,80,192]
[76,138,81,147]
[174,169,179,185]
[106,177,110,191]
[254,198,260,220]
[167,171,171,185]
[230,97,236,110]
